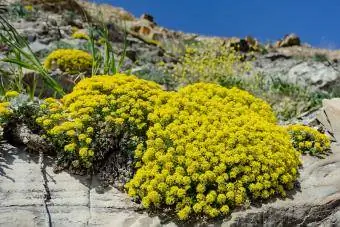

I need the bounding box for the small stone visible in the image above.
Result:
[95,186,105,194]
[140,13,154,23]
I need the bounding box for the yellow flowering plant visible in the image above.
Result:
[0,92,41,139]
[286,124,331,155]
[159,38,251,86]
[0,91,20,124]
[72,31,90,40]
[126,83,301,221]
[37,74,166,170]
[44,49,93,74]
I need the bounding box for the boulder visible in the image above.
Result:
[252,55,340,92]
[317,98,340,142]
[275,33,301,47]
[226,37,250,52]
[287,61,340,89]
[275,33,301,48]
[140,13,154,23]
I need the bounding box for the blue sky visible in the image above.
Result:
[93,0,340,49]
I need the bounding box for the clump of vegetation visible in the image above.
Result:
[287,124,331,155]
[36,74,166,168]
[7,2,37,21]
[0,14,64,96]
[72,31,90,40]
[43,49,93,75]
[159,38,251,85]
[0,91,41,139]
[87,21,127,76]
[0,91,17,126]
[126,83,301,221]
[312,53,329,63]
[247,74,330,121]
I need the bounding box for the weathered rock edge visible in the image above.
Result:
[0,142,339,226]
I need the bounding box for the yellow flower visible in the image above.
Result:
[78,134,87,141]
[286,124,330,155]
[66,130,76,137]
[64,143,76,152]
[44,49,92,74]
[71,31,89,40]
[5,91,19,98]
[126,83,300,220]
[85,138,92,144]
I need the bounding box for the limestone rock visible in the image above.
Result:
[287,61,340,89]
[252,55,340,91]
[141,13,155,23]
[275,33,301,48]
[1,142,340,226]
[317,98,340,142]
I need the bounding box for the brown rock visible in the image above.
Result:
[139,26,152,36]
[140,13,154,23]
[276,33,301,48]
[227,38,250,52]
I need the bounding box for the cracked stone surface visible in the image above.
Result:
[0,143,340,226]
[317,98,340,142]
[0,144,175,227]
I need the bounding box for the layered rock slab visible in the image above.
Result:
[0,143,339,226]
[317,98,340,142]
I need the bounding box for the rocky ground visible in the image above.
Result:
[0,141,339,227]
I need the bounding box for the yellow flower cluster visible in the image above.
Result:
[0,102,11,119]
[126,83,301,220]
[160,38,251,85]
[43,49,93,74]
[72,31,90,40]
[24,5,34,11]
[0,91,19,127]
[37,74,165,167]
[286,124,331,155]
[5,91,19,99]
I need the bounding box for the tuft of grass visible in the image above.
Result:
[87,14,128,76]
[246,73,330,120]
[312,53,329,63]
[0,14,64,96]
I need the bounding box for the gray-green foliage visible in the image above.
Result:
[245,73,330,120]
[0,94,42,138]
[312,53,329,63]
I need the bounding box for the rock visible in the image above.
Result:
[140,13,155,23]
[0,144,176,226]
[227,38,250,52]
[276,33,301,48]
[264,53,291,61]
[29,41,49,57]
[4,123,52,154]
[317,98,340,142]
[252,56,340,92]
[287,61,340,89]
[77,0,135,22]
[1,143,340,226]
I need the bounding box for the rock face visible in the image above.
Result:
[0,143,176,227]
[1,142,340,226]
[275,33,301,48]
[252,54,340,91]
[317,98,340,141]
